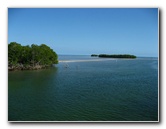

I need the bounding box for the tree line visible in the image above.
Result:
[98,54,136,58]
[8,42,58,70]
[91,54,136,58]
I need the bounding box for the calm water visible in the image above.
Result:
[8,55,158,121]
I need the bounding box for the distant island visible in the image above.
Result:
[91,54,136,58]
[91,54,98,57]
[8,42,58,71]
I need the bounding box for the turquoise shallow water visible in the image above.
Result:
[8,55,158,121]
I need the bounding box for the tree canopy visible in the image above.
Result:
[8,42,58,70]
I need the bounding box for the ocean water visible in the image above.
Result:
[8,55,158,121]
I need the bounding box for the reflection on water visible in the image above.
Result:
[8,56,158,121]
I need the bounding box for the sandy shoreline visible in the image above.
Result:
[58,59,116,63]
[58,57,157,63]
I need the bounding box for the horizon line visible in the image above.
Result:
[57,54,158,58]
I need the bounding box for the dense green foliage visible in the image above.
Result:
[98,54,136,58]
[8,42,58,70]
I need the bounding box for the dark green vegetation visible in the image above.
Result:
[98,54,136,58]
[91,54,98,57]
[8,42,58,70]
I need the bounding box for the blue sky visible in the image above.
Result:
[8,8,158,57]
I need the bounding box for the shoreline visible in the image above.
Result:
[8,64,52,71]
[59,59,116,63]
[58,57,158,63]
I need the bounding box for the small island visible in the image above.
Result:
[8,42,58,71]
[98,54,136,58]
[91,54,136,58]
[91,54,98,57]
